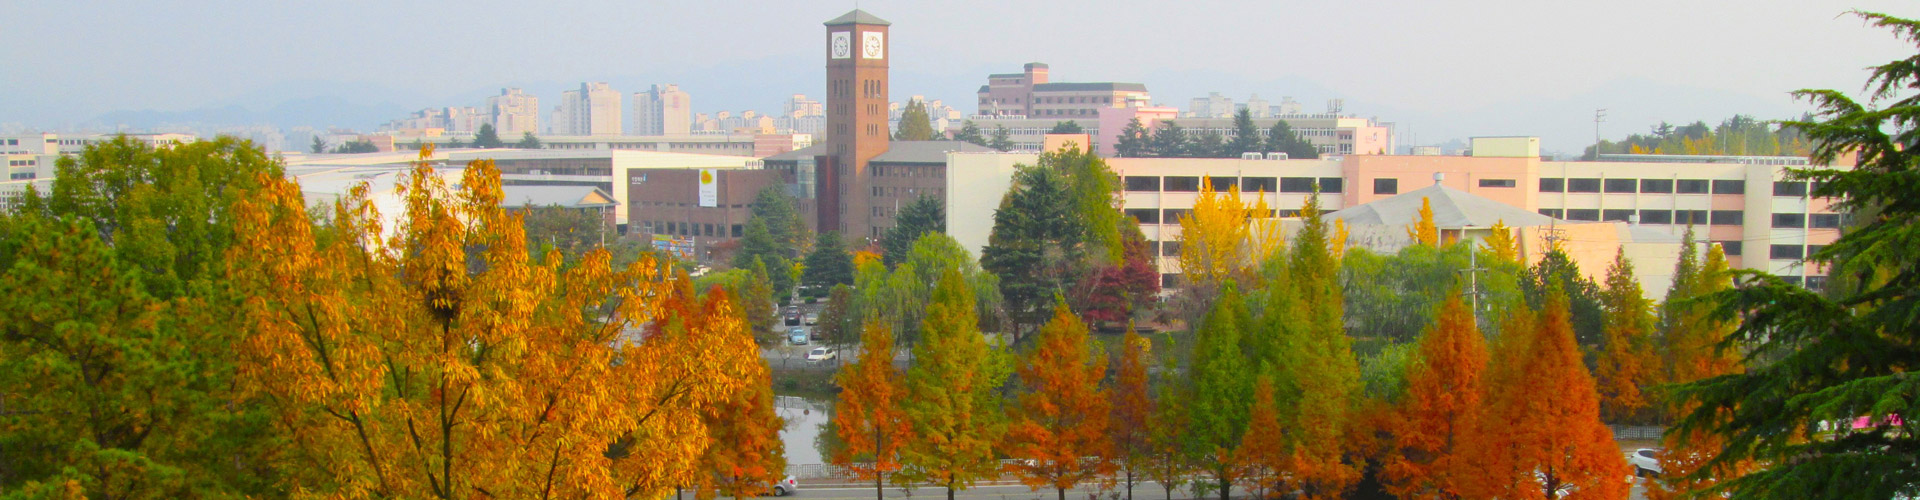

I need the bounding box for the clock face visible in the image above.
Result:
[861,31,884,59]
[830,32,851,59]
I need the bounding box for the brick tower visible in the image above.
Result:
[819,9,890,240]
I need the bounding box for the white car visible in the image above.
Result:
[1628,448,1661,477]
[806,347,837,362]
[771,475,798,496]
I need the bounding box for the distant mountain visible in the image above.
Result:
[88,96,410,132]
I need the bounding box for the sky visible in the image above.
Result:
[4,0,1916,154]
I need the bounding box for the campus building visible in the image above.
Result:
[976,63,1151,119]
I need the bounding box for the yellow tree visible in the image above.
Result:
[1005,304,1111,500]
[228,148,760,498]
[1484,219,1519,263]
[1407,197,1439,246]
[1178,176,1279,288]
[833,321,914,500]
[1383,294,1488,500]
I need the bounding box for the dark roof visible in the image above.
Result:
[762,144,829,162]
[988,73,1026,79]
[824,9,890,26]
[1033,82,1148,92]
[977,85,991,93]
[872,141,996,164]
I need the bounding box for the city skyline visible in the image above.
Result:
[4,1,1915,153]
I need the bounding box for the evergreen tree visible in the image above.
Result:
[801,231,855,297]
[981,165,1076,334]
[1522,245,1605,352]
[989,125,1015,152]
[896,100,937,141]
[734,218,794,296]
[954,120,987,146]
[881,195,944,268]
[1150,121,1190,158]
[310,135,327,153]
[472,123,506,149]
[1194,130,1227,158]
[515,131,541,149]
[1048,121,1085,134]
[749,186,809,255]
[1265,120,1320,159]
[1114,118,1152,158]
[1227,109,1263,156]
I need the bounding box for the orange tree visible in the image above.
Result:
[226,150,761,498]
[1383,293,1488,500]
[696,346,786,500]
[1005,303,1111,500]
[1596,248,1657,424]
[1107,326,1154,500]
[1465,291,1627,500]
[1234,374,1289,500]
[832,321,914,500]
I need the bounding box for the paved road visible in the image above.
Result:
[791,480,1201,500]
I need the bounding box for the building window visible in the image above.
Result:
[1160,240,1181,256]
[1161,273,1180,289]
[1374,178,1399,195]
[1773,181,1808,197]
[1241,177,1277,193]
[1712,179,1745,194]
[1539,208,1565,218]
[1716,241,1743,256]
[1566,209,1600,221]
[1810,213,1841,228]
[1677,179,1710,194]
[1539,178,1565,192]
[1710,210,1744,226]
[1805,275,1829,291]
[1808,245,1827,256]
[1640,179,1674,193]
[1210,176,1239,192]
[1604,178,1638,193]
[1770,244,1805,260]
[1164,176,1200,192]
[1603,209,1634,222]
[1162,209,1191,224]
[1124,176,1160,191]
[1318,177,1344,193]
[1773,213,1806,228]
[1674,210,1708,225]
[731,224,743,237]
[1479,179,1518,188]
[1638,209,1672,224]
[1568,178,1602,193]
[1279,177,1317,193]
[1125,208,1160,224]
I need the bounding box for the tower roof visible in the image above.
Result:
[824,9,890,26]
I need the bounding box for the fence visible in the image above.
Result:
[1611,425,1665,441]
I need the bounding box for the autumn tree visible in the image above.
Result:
[1405,196,1440,246]
[1464,291,1627,500]
[1107,327,1154,500]
[1235,374,1289,500]
[1275,193,1360,500]
[833,321,915,500]
[696,355,787,500]
[900,270,1009,500]
[1484,219,1519,263]
[1646,243,1745,500]
[1596,248,1657,424]
[1005,304,1112,500]
[1383,294,1488,500]
[1144,367,1194,500]
[1177,176,1279,290]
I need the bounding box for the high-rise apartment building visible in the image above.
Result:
[1189,92,1235,118]
[554,82,623,136]
[634,84,692,136]
[487,88,541,136]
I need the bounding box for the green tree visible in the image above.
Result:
[331,139,378,154]
[1048,121,1085,134]
[521,204,609,262]
[896,100,937,141]
[982,165,1077,335]
[802,230,855,298]
[1114,118,1151,158]
[1521,246,1605,354]
[310,135,327,153]
[1150,121,1190,158]
[1669,12,1920,499]
[954,120,987,146]
[472,122,506,148]
[734,218,794,296]
[1275,193,1360,498]
[1265,120,1319,159]
[749,186,809,254]
[881,195,944,268]
[1185,283,1253,500]
[742,257,780,345]
[0,136,285,496]
[989,125,1015,152]
[1227,109,1263,156]
[818,284,860,359]
[900,270,1009,500]
[516,131,542,149]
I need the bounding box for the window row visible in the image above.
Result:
[1123,175,1342,194]
[1771,212,1845,229]
[1769,244,1829,260]
[1539,177,1740,194]
[643,221,743,239]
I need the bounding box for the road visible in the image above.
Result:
[791,480,1200,500]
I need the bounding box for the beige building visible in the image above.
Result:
[554,82,623,136]
[634,84,693,136]
[976,62,1151,119]
[487,88,541,137]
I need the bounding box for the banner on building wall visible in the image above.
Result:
[698,169,718,207]
[651,234,696,261]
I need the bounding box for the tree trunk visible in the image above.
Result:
[1125,469,1134,500]
[1058,487,1067,500]
[1217,476,1231,500]
[875,472,883,500]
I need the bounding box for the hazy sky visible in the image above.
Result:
[4,0,1915,153]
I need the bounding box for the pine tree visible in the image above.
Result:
[1194,131,1227,158]
[1115,118,1151,158]
[1150,121,1190,158]
[954,120,987,146]
[896,100,937,141]
[310,135,327,153]
[1005,304,1111,500]
[1265,120,1319,159]
[1383,294,1488,500]
[989,125,1015,152]
[802,231,855,297]
[833,321,914,500]
[1048,121,1085,134]
[901,270,1008,500]
[472,123,505,148]
[882,195,945,268]
[1227,109,1263,156]
[1596,248,1656,424]
[515,131,541,149]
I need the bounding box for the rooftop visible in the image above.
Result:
[500,185,617,209]
[1033,82,1149,93]
[1327,183,1558,229]
[824,9,890,26]
[762,141,996,164]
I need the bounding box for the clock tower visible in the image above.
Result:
[820,9,890,240]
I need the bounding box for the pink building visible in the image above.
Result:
[1095,105,1179,156]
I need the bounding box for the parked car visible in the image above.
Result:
[789,330,810,345]
[809,328,824,341]
[803,313,819,325]
[770,475,798,496]
[1628,448,1661,477]
[806,347,837,362]
[785,312,802,326]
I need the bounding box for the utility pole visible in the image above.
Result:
[1460,232,1486,319]
[1594,108,1607,160]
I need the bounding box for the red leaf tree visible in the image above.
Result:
[1005,303,1112,500]
[1383,293,1488,500]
